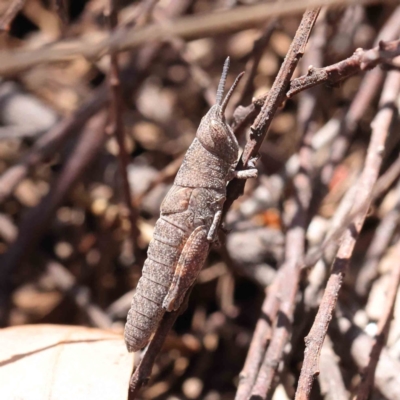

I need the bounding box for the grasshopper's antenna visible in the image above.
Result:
[216,57,230,105]
[221,71,245,114]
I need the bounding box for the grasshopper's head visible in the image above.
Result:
[196,58,244,164]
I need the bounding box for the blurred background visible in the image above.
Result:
[0,1,399,399]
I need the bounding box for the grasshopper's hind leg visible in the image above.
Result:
[163,226,210,312]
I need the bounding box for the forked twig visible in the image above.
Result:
[225,7,321,214]
[234,8,321,400]
[287,39,400,98]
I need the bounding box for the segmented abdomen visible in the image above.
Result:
[124,215,188,352]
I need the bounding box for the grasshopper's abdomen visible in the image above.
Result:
[125,216,188,351]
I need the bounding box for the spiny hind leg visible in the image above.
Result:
[163,226,210,312]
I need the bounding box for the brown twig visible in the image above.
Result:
[225,7,321,214]
[294,70,400,400]
[249,13,328,397]
[0,0,26,31]
[234,9,321,400]
[355,239,400,400]
[106,0,141,263]
[287,39,400,98]
[0,0,392,75]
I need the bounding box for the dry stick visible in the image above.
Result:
[0,111,108,325]
[294,70,400,400]
[287,39,400,98]
[246,1,400,215]
[355,240,400,400]
[0,0,392,75]
[106,0,141,263]
[0,0,26,31]
[234,9,321,400]
[225,7,321,214]
[355,179,400,297]
[250,14,325,400]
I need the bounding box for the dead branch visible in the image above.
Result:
[234,8,321,399]
[225,7,321,214]
[250,23,324,396]
[287,39,400,98]
[0,0,392,75]
[294,70,400,400]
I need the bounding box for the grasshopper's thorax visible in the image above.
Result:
[196,104,239,165]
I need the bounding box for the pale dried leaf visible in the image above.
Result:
[0,324,133,400]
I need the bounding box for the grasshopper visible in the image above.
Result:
[125,58,257,352]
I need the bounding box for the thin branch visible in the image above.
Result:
[0,0,26,31]
[287,39,400,98]
[0,0,393,75]
[234,8,321,400]
[294,70,400,400]
[250,40,322,400]
[225,7,321,214]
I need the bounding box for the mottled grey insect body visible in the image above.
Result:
[125,58,257,352]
